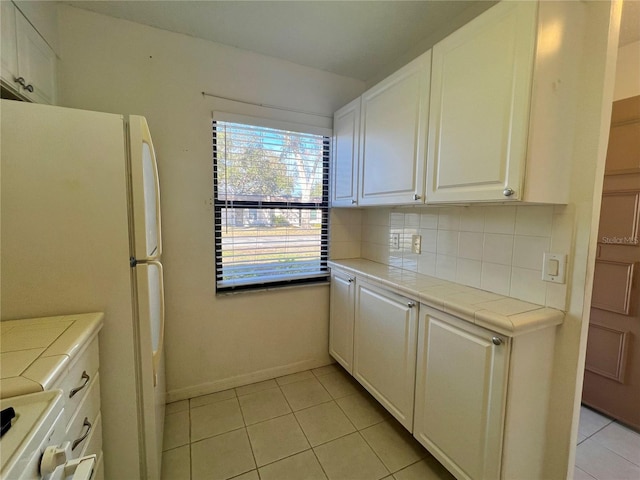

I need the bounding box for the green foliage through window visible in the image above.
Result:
[213,121,329,290]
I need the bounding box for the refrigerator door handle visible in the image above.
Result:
[148,260,165,387]
[149,140,162,259]
[130,116,163,261]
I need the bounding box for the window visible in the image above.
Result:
[213,119,330,291]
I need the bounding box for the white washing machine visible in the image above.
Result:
[1,390,96,480]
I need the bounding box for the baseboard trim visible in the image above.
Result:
[166,357,335,403]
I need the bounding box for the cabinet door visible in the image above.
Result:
[426,1,537,203]
[16,11,56,104]
[414,307,509,480]
[332,98,360,206]
[1,1,19,91]
[329,270,355,373]
[353,281,418,430]
[358,51,430,206]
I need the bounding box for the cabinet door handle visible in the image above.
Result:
[407,302,415,308]
[72,418,92,451]
[69,371,90,398]
[492,336,503,346]
[347,277,354,283]
[351,199,357,204]
[413,194,422,201]
[14,76,26,87]
[503,187,515,197]
[24,84,34,93]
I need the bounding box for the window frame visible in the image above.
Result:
[213,119,331,293]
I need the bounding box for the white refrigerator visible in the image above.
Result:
[1,99,166,480]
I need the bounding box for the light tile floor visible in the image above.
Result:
[161,366,640,480]
[161,364,454,480]
[575,406,640,480]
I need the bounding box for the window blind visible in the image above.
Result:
[213,121,329,290]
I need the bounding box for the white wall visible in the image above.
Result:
[56,5,365,402]
[614,39,640,100]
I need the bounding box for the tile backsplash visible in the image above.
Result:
[331,204,575,310]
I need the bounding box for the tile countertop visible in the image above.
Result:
[0,313,104,399]
[328,259,564,337]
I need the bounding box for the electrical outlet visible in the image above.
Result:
[411,234,422,254]
[391,233,400,249]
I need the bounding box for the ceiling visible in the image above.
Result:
[65,0,640,82]
[63,0,492,81]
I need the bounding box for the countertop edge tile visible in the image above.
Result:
[443,300,483,324]
[0,376,43,398]
[507,308,564,335]
[22,355,70,390]
[0,348,46,378]
[474,310,516,337]
[1,312,104,398]
[329,259,564,336]
[43,313,104,357]
[418,293,446,310]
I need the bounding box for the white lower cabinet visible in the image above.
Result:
[413,306,508,480]
[329,267,559,479]
[353,281,418,430]
[52,337,103,466]
[329,269,356,373]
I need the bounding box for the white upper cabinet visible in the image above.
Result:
[1,2,19,86]
[426,1,583,204]
[358,51,431,206]
[1,1,57,104]
[426,1,536,203]
[331,97,361,207]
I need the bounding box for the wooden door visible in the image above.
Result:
[583,96,640,430]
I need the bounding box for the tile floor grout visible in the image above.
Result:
[163,365,431,479]
[575,406,640,480]
[291,379,363,480]
[577,416,613,446]
[164,368,640,480]
[581,430,640,468]
[233,393,257,477]
[264,373,332,479]
[270,367,385,478]
[176,374,401,475]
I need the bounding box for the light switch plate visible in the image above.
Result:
[542,252,566,283]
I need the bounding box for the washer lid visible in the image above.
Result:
[0,390,63,477]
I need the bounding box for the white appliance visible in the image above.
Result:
[1,100,166,480]
[1,390,97,480]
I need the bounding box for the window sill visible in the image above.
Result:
[216,278,330,296]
